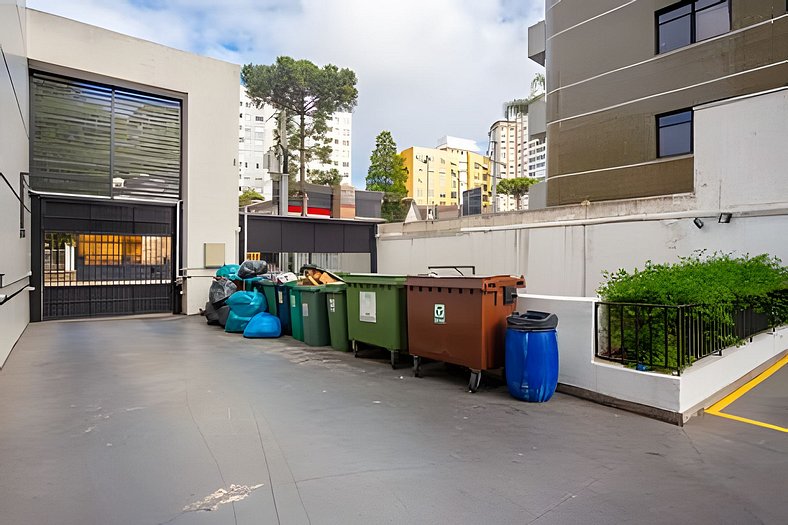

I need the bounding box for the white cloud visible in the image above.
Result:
[27,0,544,188]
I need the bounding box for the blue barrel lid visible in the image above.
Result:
[507,310,558,331]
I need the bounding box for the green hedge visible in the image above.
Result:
[597,252,788,372]
[598,252,788,317]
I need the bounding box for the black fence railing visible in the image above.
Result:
[595,302,773,375]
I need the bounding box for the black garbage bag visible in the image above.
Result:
[237,259,268,279]
[204,302,220,325]
[217,305,231,328]
[209,278,237,307]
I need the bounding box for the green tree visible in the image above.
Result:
[242,57,358,215]
[239,189,264,207]
[307,168,343,186]
[531,72,545,96]
[496,177,540,210]
[366,131,409,222]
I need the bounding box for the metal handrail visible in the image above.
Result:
[0,171,30,213]
[0,272,33,306]
[0,271,32,289]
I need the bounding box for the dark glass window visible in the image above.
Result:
[657,110,693,157]
[32,72,183,201]
[657,1,730,54]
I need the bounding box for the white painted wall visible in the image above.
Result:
[26,10,240,314]
[379,214,788,299]
[377,228,525,278]
[679,327,788,413]
[695,88,788,212]
[517,295,681,413]
[0,0,30,367]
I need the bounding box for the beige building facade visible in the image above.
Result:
[0,3,240,364]
[533,0,788,206]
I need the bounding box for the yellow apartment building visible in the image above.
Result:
[400,146,492,208]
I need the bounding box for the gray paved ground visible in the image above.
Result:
[0,316,786,525]
[724,364,788,429]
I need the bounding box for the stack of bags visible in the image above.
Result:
[204,261,281,338]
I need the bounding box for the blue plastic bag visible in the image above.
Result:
[215,264,240,278]
[243,312,282,338]
[225,290,267,318]
[225,310,251,333]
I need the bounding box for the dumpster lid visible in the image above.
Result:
[292,284,327,293]
[342,273,407,286]
[324,282,347,291]
[407,275,524,291]
[507,311,558,331]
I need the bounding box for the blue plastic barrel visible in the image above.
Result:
[274,284,292,335]
[505,311,559,402]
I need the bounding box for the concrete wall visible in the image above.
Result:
[680,327,788,414]
[26,10,240,315]
[518,294,788,418]
[0,0,30,367]
[378,213,788,298]
[517,295,681,412]
[695,88,788,211]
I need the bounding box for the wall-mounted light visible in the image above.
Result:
[693,218,704,229]
[718,212,732,224]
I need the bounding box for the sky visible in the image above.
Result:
[27,0,545,189]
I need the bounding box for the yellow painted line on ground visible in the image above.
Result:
[707,411,788,433]
[705,354,788,434]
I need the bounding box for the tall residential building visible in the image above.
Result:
[529,0,788,206]
[307,112,353,186]
[238,86,276,199]
[400,145,492,210]
[239,88,353,199]
[487,95,547,211]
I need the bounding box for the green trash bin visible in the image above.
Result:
[325,283,349,351]
[252,279,277,316]
[343,274,408,368]
[298,285,330,347]
[286,281,305,342]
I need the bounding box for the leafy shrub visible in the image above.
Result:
[597,252,788,372]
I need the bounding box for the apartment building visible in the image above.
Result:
[238,86,276,199]
[530,0,788,206]
[238,91,353,199]
[400,145,492,210]
[306,111,353,185]
[487,95,547,211]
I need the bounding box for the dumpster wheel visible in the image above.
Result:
[352,340,359,357]
[390,351,399,369]
[413,356,422,378]
[468,371,481,393]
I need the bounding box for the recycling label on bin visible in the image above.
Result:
[359,291,377,323]
[434,304,445,324]
[328,297,336,313]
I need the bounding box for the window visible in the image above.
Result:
[255,116,264,122]
[657,109,693,157]
[31,72,181,200]
[256,163,259,169]
[657,1,729,54]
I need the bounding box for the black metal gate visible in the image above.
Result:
[33,197,176,320]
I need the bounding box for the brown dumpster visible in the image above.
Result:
[406,275,525,392]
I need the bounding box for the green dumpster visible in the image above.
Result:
[343,274,408,368]
[297,285,330,346]
[325,283,349,351]
[252,279,277,316]
[286,281,305,342]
